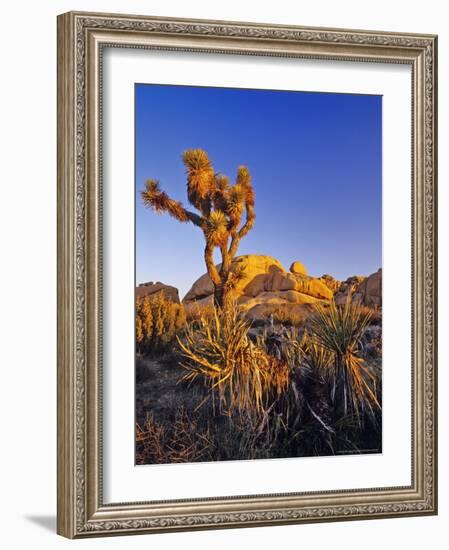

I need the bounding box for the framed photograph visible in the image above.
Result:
[57,11,438,538]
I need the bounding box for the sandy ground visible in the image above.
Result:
[136,355,206,428]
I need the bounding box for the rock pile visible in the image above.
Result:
[137,257,382,323]
[136,281,180,303]
[183,255,334,318]
[334,269,382,308]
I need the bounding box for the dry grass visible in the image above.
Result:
[177,302,290,416]
[247,303,312,327]
[267,306,309,327]
[185,302,215,323]
[136,407,213,464]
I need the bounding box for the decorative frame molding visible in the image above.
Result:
[57,11,438,538]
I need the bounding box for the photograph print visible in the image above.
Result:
[135,84,382,465]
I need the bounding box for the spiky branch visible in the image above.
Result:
[141,149,256,308]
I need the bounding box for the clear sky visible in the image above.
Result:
[135,84,382,299]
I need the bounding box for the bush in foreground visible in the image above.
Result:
[308,300,381,426]
[136,293,186,355]
[177,302,290,417]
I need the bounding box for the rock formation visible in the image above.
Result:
[136,281,180,303]
[137,259,382,325]
[334,275,366,306]
[358,268,382,307]
[183,255,333,319]
[334,269,382,308]
[319,274,341,293]
[183,255,284,303]
[289,261,307,276]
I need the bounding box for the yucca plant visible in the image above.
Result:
[308,300,381,425]
[141,149,255,309]
[177,302,289,416]
[255,325,303,367]
[300,331,334,372]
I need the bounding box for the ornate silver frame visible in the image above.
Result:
[57,11,438,538]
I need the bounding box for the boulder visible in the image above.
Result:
[334,275,366,306]
[239,290,323,312]
[183,255,285,303]
[358,268,382,307]
[290,261,307,276]
[136,281,180,303]
[268,272,333,300]
[182,272,215,303]
[183,254,333,306]
[334,270,382,307]
[319,274,341,293]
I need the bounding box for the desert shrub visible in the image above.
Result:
[136,407,213,464]
[177,302,290,416]
[136,405,303,464]
[136,293,186,355]
[207,407,297,461]
[256,327,338,452]
[252,318,381,453]
[308,300,381,425]
[255,325,303,365]
[185,302,215,323]
[260,321,381,454]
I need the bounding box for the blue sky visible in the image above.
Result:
[135,84,382,298]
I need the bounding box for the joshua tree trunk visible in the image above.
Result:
[213,283,233,310]
[205,242,233,309]
[213,284,225,309]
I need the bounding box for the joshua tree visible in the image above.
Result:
[141,149,255,309]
